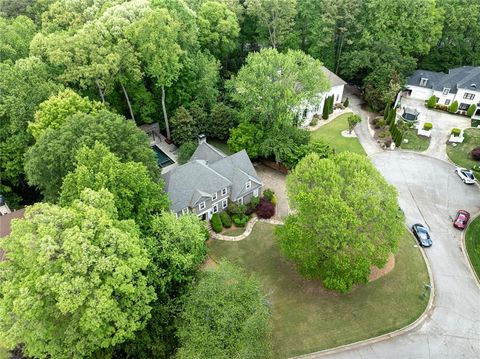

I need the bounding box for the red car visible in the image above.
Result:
[453,210,470,230]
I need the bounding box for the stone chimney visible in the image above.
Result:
[198,134,207,145]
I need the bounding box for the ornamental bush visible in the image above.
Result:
[227,202,247,216]
[256,198,275,219]
[435,104,448,111]
[471,146,480,161]
[343,97,349,107]
[467,104,477,118]
[423,122,433,130]
[451,128,461,137]
[309,115,318,126]
[220,211,232,228]
[262,188,275,202]
[211,214,223,233]
[448,100,459,113]
[177,141,197,164]
[232,214,249,227]
[426,95,437,109]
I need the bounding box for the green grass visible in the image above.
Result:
[465,216,480,280]
[0,347,9,359]
[209,222,429,358]
[446,128,480,169]
[310,113,366,155]
[208,139,234,156]
[223,226,246,237]
[401,129,430,151]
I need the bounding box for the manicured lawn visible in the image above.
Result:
[446,128,480,169]
[310,113,366,155]
[208,139,234,156]
[401,129,430,151]
[209,222,429,358]
[222,225,246,237]
[0,347,9,359]
[465,215,480,280]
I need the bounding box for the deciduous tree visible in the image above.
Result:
[0,15,36,62]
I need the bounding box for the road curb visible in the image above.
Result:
[291,231,436,359]
[460,213,480,289]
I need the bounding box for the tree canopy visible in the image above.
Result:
[277,152,404,292]
[0,188,155,358]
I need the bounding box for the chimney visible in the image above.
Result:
[198,134,207,145]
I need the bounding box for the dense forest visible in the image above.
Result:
[0,0,479,357]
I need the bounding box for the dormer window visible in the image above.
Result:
[443,88,450,95]
[246,181,251,190]
[420,78,428,86]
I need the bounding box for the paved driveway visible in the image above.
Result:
[399,97,471,160]
[317,152,480,358]
[255,163,289,219]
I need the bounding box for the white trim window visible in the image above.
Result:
[463,93,475,100]
[199,201,206,210]
[442,88,450,95]
[221,187,228,196]
[246,181,251,190]
[420,78,428,86]
[237,197,243,205]
[222,199,228,209]
[212,192,217,201]
[254,189,259,197]
[212,204,219,213]
[182,208,189,215]
[445,99,451,105]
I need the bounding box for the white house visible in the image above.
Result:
[405,66,480,118]
[296,66,347,126]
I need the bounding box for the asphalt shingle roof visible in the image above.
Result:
[190,142,226,163]
[321,66,347,87]
[407,66,480,94]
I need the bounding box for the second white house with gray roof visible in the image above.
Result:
[162,135,262,220]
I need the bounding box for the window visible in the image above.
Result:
[445,99,451,105]
[237,197,243,205]
[459,103,469,111]
[254,189,259,197]
[302,108,308,119]
[442,88,450,95]
[199,201,206,210]
[212,192,217,201]
[221,187,227,196]
[463,93,475,100]
[182,208,188,215]
[212,204,218,214]
[336,94,339,101]
[222,199,228,209]
[420,78,428,86]
[246,181,251,190]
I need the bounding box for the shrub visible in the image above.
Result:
[423,122,433,131]
[472,119,480,128]
[343,97,349,107]
[256,198,275,219]
[262,188,275,202]
[451,128,461,137]
[426,95,437,109]
[177,141,197,164]
[270,194,277,205]
[372,117,386,129]
[227,202,247,216]
[246,197,260,215]
[434,104,448,111]
[220,211,232,228]
[309,116,318,126]
[448,101,459,113]
[467,104,477,118]
[384,136,393,148]
[232,214,249,227]
[322,97,329,119]
[211,214,223,233]
[471,146,480,161]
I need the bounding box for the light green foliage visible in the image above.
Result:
[25,110,158,202]
[171,106,199,145]
[197,1,240,59]
[228,48,329,128]
[29,88,104,140]
[228,121,265,159]
[246,0,296,49]
[0,188,155,359]
[283,139,334,169]
[60,142,169,230]
[467,104,476,118]
[176,261,272,359]
[0,15,36,62]
[347,113,361,133]
[448,100,458,113]
[427,95,437,108]
[177,141,198,164]
[146,212,208,294]
[0,57,62,189]
[277,152,403,292]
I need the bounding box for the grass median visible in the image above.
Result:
[447,128,480,168]
[465,215,480,280]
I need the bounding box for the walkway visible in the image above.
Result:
[209,217,283,241]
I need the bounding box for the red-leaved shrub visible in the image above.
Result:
[256,198,275,219]
[472,146,480,161]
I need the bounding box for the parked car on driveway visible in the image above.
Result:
[412,223,433,247]
[453,210,470,230]
[455,168,476,184]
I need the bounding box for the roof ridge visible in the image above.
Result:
[195,160,233,185]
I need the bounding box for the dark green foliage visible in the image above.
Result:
[206,102,239,140]
[24,110,158,202]
[262,188,275,202]
[389,122,403,147]
[472,119,480,128]
[322,97,329,119]
[227,202,247,216]
[328,95,334,114]
[232,214,250,227]
[283,139,334,169]
[220,211,232,228]
[448,100,459,113]
[211,213,223,233]
[260,126,310,164]
[177,141,198,164]
[347,114,361,133]
[247,196,260,214]
[256,198,275,219]
[467,104,476,118]
[170,106,199,146]
[309,115,319,126]
[427,95,437,108]
[343,97,349,107]
[176,261,272,359]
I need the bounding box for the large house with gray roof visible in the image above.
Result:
[162,135,262,220]
[405,66,480,118]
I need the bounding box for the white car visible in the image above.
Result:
[455,168,476,184]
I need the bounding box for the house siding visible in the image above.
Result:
[297,84,345,126]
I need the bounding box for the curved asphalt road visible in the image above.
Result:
[317,89,480,358]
